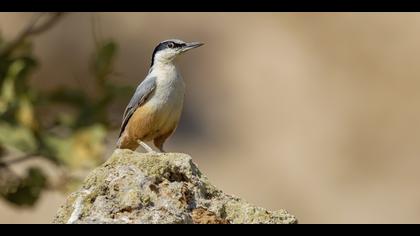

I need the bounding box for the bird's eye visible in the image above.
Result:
[168,43,174,48]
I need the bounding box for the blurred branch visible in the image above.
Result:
[0,153,39,169]
[0,13,65,58]
[0,14,125,206]
[90,14,100,50]
[26,13,64,35]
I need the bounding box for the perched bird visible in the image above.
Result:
[117,39,204,153]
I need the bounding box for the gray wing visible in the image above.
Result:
[118,76,157,137]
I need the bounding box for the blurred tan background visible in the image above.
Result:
[1,12,420,224]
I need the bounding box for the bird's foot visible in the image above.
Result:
[137,140,157,154]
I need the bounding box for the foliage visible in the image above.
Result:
[0,13,133,207]
[1,167,46,206]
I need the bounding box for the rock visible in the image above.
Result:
[53,149,297,224]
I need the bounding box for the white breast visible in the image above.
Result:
[146,63,185,129]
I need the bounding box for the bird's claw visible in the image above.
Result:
[137,140,157,153]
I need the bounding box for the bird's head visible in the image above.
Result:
[151,39,204,67]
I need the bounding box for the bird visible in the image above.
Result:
[116,39,204,153]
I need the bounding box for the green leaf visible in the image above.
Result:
[0,122,38,153]
[0,58,37,115]
[13,57,37,94]
[56,113,78,128]
[17,95,38,130]
[43,124,107,169]
[0,61,23,111]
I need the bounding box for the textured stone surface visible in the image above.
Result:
[53,149,297,224]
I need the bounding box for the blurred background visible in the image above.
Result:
[1,12,420,224]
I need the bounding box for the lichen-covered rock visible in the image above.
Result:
[53,149,297,224]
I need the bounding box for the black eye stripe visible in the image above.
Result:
[151,41,186,67]
[167,42,185,48]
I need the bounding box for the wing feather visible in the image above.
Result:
[118,76,157,137]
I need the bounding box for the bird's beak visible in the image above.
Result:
[182,42,204,52]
